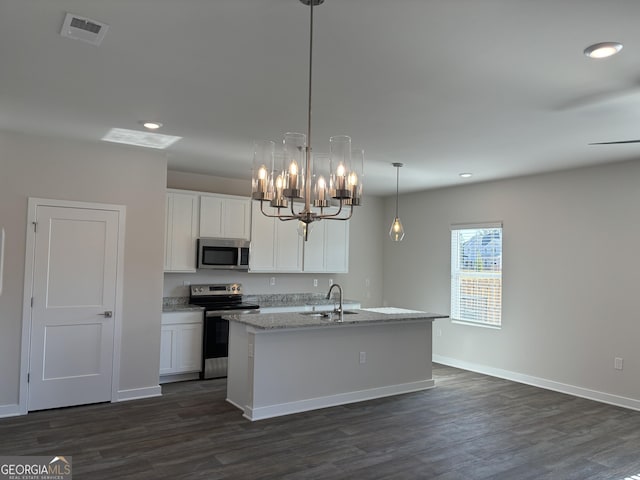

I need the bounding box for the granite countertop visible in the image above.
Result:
[256,298,360,309]
[162,304,205,313]
[245,292,359,309]
[162,296,204,313]
[223,308,449,330]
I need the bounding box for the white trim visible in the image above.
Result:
[116,386,162,402]
[158,372,199,384]
[0,403,22,418]
[433,355,640,412]
[110,206,126,404]
[450,221,502,230]
[239,379,435,421]
[225,397,245,412]
[451,319,501,330]
[20,198,127,415]
[0,227,5,295]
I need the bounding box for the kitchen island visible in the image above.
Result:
[223,308,448,421]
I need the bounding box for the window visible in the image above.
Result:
[451,223,502,327]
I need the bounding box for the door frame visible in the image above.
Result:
[19,198,126,414]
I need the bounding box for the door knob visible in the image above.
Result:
[98,311,113,318]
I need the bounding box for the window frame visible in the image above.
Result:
[450,222,503,329]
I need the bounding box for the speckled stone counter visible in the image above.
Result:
[244,293,359,309]
[223,309,447,330]
[162,304,204,313]
[162,297,204,313]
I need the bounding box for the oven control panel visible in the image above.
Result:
[190,283,242,296]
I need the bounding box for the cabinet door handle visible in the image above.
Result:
[98,311,113,318]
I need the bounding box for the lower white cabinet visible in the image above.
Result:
[160,311,203,379]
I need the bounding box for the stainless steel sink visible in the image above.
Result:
[300,312,329,317]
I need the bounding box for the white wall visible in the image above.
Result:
[165,171,385,306]
[383,159,640,407]
[0,130,167,412]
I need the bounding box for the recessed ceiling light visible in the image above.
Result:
[459,173,472,178]
[102,128,181,149]
[584,42,623,59]
[140,121,163,130]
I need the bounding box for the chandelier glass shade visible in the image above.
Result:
[250,0,362,241]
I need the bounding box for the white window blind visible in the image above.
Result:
[451,223,502,327]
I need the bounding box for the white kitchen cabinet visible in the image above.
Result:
[164,191,199,272]
[160,311,203,380]
[324,215,349,273]
[249,201,302,272]
[302,207,349,273]
[275,216,303,271]
[249,202,276,271]
[199,194,250,240]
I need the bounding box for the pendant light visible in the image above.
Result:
[250,0,363,241]
[389,162,405,242]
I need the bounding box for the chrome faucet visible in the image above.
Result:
[326,283,344,322]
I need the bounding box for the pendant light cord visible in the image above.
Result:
[393,163,403,218]
[307,1,313,150]
[304,0,314,212]
[395,167,399,217]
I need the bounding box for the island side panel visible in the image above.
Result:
[246,319,433,420]
[226,320,249,411]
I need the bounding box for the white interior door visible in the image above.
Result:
[28,205,120,411]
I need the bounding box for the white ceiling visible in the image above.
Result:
[3,0,640,195]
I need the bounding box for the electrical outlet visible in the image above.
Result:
[437,328,442,337]
[359,351,366,364]
[365,277,370,288]
[270,277,276,286]
[329,278,334,286]
[183,280,191,286]
[313,279,318,287]
[614,357,623,370]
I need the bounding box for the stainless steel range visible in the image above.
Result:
[189,283,259,379]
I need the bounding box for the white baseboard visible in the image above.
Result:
[243,379,435,421]
[225,397,244,412]
[433,355,640,412]
[0,403,22,418]
[116,385,162,402]
[159,372,199,384]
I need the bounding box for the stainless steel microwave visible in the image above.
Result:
[197,238,250,270]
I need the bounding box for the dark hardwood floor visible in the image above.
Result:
[2,364,640,479]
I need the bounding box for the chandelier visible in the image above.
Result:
[251,0,363,241]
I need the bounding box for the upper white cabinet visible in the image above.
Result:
[199,194,250,240]
[250,202,348,273]
[164,190,199,272]
[249,201,303,272]
[302,207,349,273]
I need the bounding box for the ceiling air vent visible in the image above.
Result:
[60,13,109,46]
